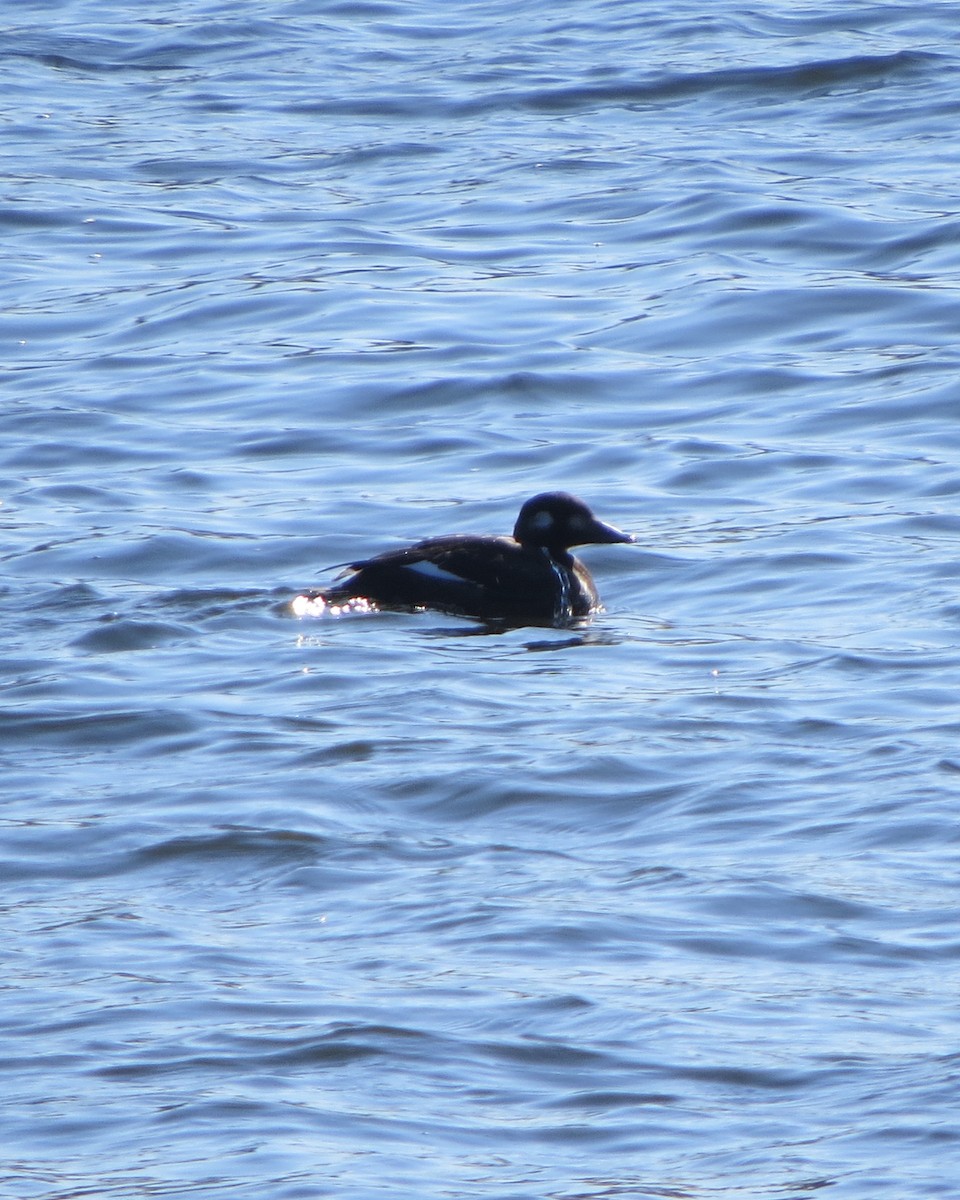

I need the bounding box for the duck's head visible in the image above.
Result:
[513,492,634,552]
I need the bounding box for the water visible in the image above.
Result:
[3,2,960,1197]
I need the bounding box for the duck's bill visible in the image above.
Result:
[588,519,635,545]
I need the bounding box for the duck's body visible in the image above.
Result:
[303,492,633,626]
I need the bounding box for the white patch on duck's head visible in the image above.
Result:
[529,510,555,535]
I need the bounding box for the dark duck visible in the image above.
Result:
[295,492,634,626]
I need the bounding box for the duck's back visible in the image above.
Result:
[328,534,595,623]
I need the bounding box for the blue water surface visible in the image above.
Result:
[3,2,960,1198]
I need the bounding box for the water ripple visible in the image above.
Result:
[4,3,960,1199]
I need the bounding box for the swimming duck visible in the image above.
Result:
[298,492,633,626]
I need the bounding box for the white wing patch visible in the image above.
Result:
[402,559,466,585]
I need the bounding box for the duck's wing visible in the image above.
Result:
[333,535,554,618]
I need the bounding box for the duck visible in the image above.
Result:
[294,492,633,626]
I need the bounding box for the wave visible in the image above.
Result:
[286,49,940,119]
